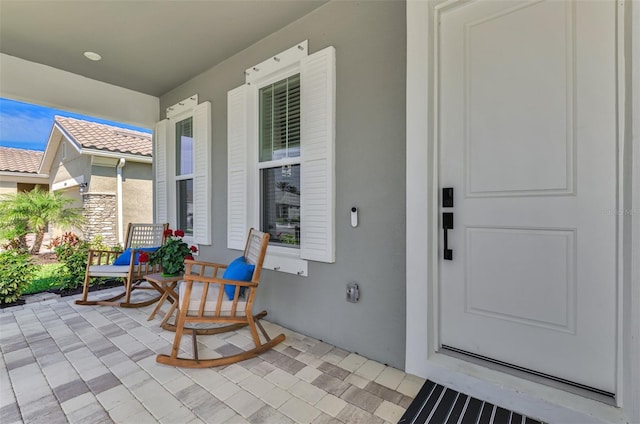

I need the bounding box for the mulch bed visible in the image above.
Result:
[1,279,123,309]
[48,279,123,297]
[31,252,59,265]
[1,299,26,309]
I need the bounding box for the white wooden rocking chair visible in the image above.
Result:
[75,223,168,307]
[156,228,285,368]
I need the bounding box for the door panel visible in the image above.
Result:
[465,227,575,333]
[464,0,573,196]
[439,0,617,393]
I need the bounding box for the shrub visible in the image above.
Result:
[0,220,29,251]
[89,234,121,253]
[52,232,90,290]
[47,231,81,251]
[52,232,122,291]
[0,250,36,304]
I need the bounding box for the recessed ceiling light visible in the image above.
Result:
[83,51,102,61]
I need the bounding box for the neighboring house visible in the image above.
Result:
[0,146,49,195]
[39,116,153,246]
[1,1,638,423]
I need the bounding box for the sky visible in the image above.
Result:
[0,97,152,152]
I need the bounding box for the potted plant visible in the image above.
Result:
[142,229,197,276]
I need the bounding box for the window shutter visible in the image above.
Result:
[154,119,170,225]
[300,46,336,263]
[193,101,212,245]
[227,84,250,250]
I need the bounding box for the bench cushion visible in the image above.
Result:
[88,265,130,277]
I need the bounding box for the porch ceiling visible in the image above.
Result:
[0,0,328,97]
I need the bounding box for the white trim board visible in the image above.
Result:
[52,175,85,192]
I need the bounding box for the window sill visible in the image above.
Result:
[263,246,308,276]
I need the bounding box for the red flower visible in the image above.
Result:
[184,255,194,261]
[138,252,150,263]
[190,245,198,252]
[164,229,173,237]
[175,229,185,237]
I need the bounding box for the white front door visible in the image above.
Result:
[439,0,617,394]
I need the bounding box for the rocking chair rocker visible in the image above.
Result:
[156,228,285,368]
[75,223,168,307]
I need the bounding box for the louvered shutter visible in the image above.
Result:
[300,47,336,263]
[227,84,250,250]
[193,101,212,245]
[154,119,170,225]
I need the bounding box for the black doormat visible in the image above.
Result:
[398,380,546,424]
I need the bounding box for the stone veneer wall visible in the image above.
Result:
[82,193,117,246]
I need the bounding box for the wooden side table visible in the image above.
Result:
[144,273,182,325]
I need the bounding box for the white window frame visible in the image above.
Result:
[154,95,212,246]
[227,41,336,276]
[256,67,302,254]
[174,113,194,238]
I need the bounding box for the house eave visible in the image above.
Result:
[0,171,49,184]
[38,125,67,174]
[82,149,152,164]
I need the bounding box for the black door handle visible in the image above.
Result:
[443,212,453,260]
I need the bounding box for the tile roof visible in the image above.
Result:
[0,146,44,173]
[55,116,152,157]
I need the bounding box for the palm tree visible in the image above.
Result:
[0,186,85,254]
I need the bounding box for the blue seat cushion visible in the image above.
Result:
[223,256,255,300]
[113,247,159,265]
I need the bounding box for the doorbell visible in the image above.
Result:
[350,207,358,227]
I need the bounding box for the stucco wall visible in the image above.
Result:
[160,1,407,368]
[0,181,17,195]
[89,162,152,243]
[122,161,153,229]
[50,139,89,186]
[90,165,117,193]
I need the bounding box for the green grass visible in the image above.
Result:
[22,263,64,295]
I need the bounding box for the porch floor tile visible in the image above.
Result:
[1,288,421,423]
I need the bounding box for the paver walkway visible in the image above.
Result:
[0,288,423,423]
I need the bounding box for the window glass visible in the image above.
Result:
[259,74,300,162]
[261,165,301,247]
[177,179,193,235]
[176,117,193,175]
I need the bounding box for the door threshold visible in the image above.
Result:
[440,346,616,406]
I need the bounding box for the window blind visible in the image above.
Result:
[259,74,301,162]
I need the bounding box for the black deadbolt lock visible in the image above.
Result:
[443,187,454,208]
